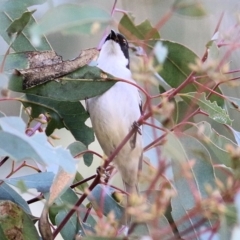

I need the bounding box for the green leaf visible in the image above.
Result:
[68,141,93,168]
[140,190,174,238]
[0,200,39,240]
[0,1,51,51]
[173,0,206,17]
[158,41,223,106]
[72,171,89,192]
[160,40,198,93]
[19,94,94,146]
[87,184,124,220]
[9,65,115,101]
[6,10,36,36]
[54,188,96,238]
[30,4,110,46]
[1,0,48,11]
[4,172,55,193]
[173,100,196,125]
[166,133,215,238]
[180,92,232,125]
[0,116,76,173]
[171,194,208,239]
[195,121,237,167]
[171,195,198,239]
[0,183,31,214]
[0,225,8,240]
[163,133,216,209]
[118,14,160,48]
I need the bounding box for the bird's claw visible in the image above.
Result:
[133,121,141,135]
[96,166,110,183]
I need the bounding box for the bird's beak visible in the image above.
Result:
[110,30,117,41]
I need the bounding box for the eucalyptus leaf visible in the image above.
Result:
[0,200,39,240]
[163,133,216,209]
[0,225,7,240]
[171,195,201,239]
[160,41,198,93]
[0,116,76,173]
[30,4,110,46]
[159,41,223,106]
[68,141,93,167]
[6,10,36,36]
[0,182,31,214]
[180,92,232,125]
[0,1,51,51]
[195,121,237,167]
[118,13,160,41]
[87,184,124,220]
[4,172,55,193]
[19,94,94,146]
[8,58,115,101]
[54,188,96,239]
[173,0,206,17]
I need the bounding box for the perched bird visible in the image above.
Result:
[86,30,143,197]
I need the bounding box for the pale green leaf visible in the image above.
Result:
[180,92,232,125]
[6,10,36,36]
[54,188,96,238]
[0,183,31,214]
[195,121,237,167]
[68,141,93,167]
[4,172,55,193]
[87,184,124,220]
[0,1,51,51]
[173,0,206,17]
[30,4,110,46]
[0,200,39,240]
[0,116,76,173]
[18,94,94,146]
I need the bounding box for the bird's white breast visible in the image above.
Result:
[86,39,142,186]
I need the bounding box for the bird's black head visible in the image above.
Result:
[105,30,130,68]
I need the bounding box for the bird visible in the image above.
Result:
[86,30,143,201]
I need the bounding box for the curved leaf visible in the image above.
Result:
[195,121,237,167]
[9,65,115,101]
[30,4,110,46]
[118,13,160,41]
[19,94,94,146]
[54,188,96,238]
[180,92,232,125]
[6,10,36,36]
[160,40,198,93]
[0,200,39,239]
[173,0,206,17]
[4,172,55,193]
[163,132,216,209]
[68,141,93,167]
[0,183,31,214]
[87,184,124,220]
[0,1,51,51]
[0,116,76,173]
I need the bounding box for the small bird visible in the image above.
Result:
[86,30,142,198]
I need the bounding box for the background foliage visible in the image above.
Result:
[1,0,240,240]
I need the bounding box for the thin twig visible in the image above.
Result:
[0,156,9,167]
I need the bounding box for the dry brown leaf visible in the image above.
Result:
[16,48,99,89]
